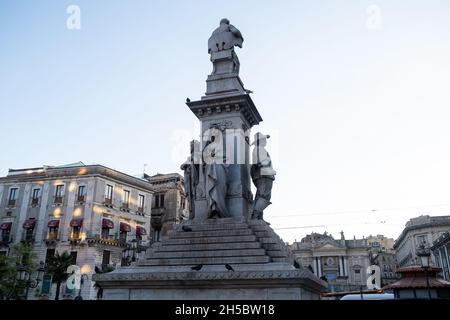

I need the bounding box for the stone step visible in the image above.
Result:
[156,241,262,252]
[172,223,250,233]
[261,243,284,251]
[256,237,278,244]
[271,257,293,263]
[144,255,271,266]
[254,231,272,238]
[163,235,258,245]
[169,228,253,239]
[150,248,267,259]
[266,250,290,258]
[248,224,272,232]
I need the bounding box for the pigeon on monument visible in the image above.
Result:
[191,264,203,271]
[182,225,193,232]
[225,264,234,271]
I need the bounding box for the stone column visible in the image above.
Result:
[317,257,322,277]
[34,182,51,243]
[62,181,77,241]
[0,185,4,209]
[339,256,344,277]
[312,257,318,276]
[14,184,32,243]
[83,179,96,238]
[343,257,348,277]
[444,245,450,279]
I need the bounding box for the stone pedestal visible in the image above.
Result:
[93,218,327,300]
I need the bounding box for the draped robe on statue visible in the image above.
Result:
[203,129,230,218]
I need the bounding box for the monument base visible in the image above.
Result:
[93,218,327,300]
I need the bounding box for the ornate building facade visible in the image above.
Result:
[289,232,371,292]
[394,215,450,268]
[145,173,188,242]
[366,234,399,286]
[0,162,154,299]
[431,229,450,281]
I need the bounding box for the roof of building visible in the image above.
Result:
[1,163,155,192]
[394,215,450,249]
[292,232,369,250]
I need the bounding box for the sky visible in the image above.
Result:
[1,1,450,244]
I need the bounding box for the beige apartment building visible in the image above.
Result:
[0,162,154,300]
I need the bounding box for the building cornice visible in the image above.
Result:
[0,165,155,193]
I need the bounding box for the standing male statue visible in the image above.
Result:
[180,140,200,219]
[250,132,276,221]
[202,126,230,218]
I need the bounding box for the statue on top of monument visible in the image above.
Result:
[250,132,276,222]
[208,18,244,54]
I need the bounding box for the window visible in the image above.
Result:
[70,251,77,265]
[102,250,110,268]
[71,226,81,240]
[48,226,58,240]
[101,227,110,239]
[105,184,113,203]
[416,234,428,246]
[119,230,127,242]
[77,186,86,201]
[122,190,130,207]
[31,188,41,205]
[155,194,165,208]
[55,185,65,203]
[45,249,55,265]
[8,188,18,206]
[25,228,33,242]
[1,229,11,243]
[138,194,145,212]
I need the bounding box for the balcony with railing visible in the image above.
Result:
[120,202,130,212]
[76,195,86,203]
[31,197,40,206]
[7,199,16,208]
[104,198,113,207]
[54,196,63,205]
[137,206,145,216]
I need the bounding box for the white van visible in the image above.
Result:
[340,293,395,300]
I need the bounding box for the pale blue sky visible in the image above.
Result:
[1,1,450,243]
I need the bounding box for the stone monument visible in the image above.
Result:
[93,19,326,300]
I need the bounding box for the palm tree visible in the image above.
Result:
[45,251,73,300]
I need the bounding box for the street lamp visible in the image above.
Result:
[122,239,140,266]
[15,261,45,300]
[417,244,432,299]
